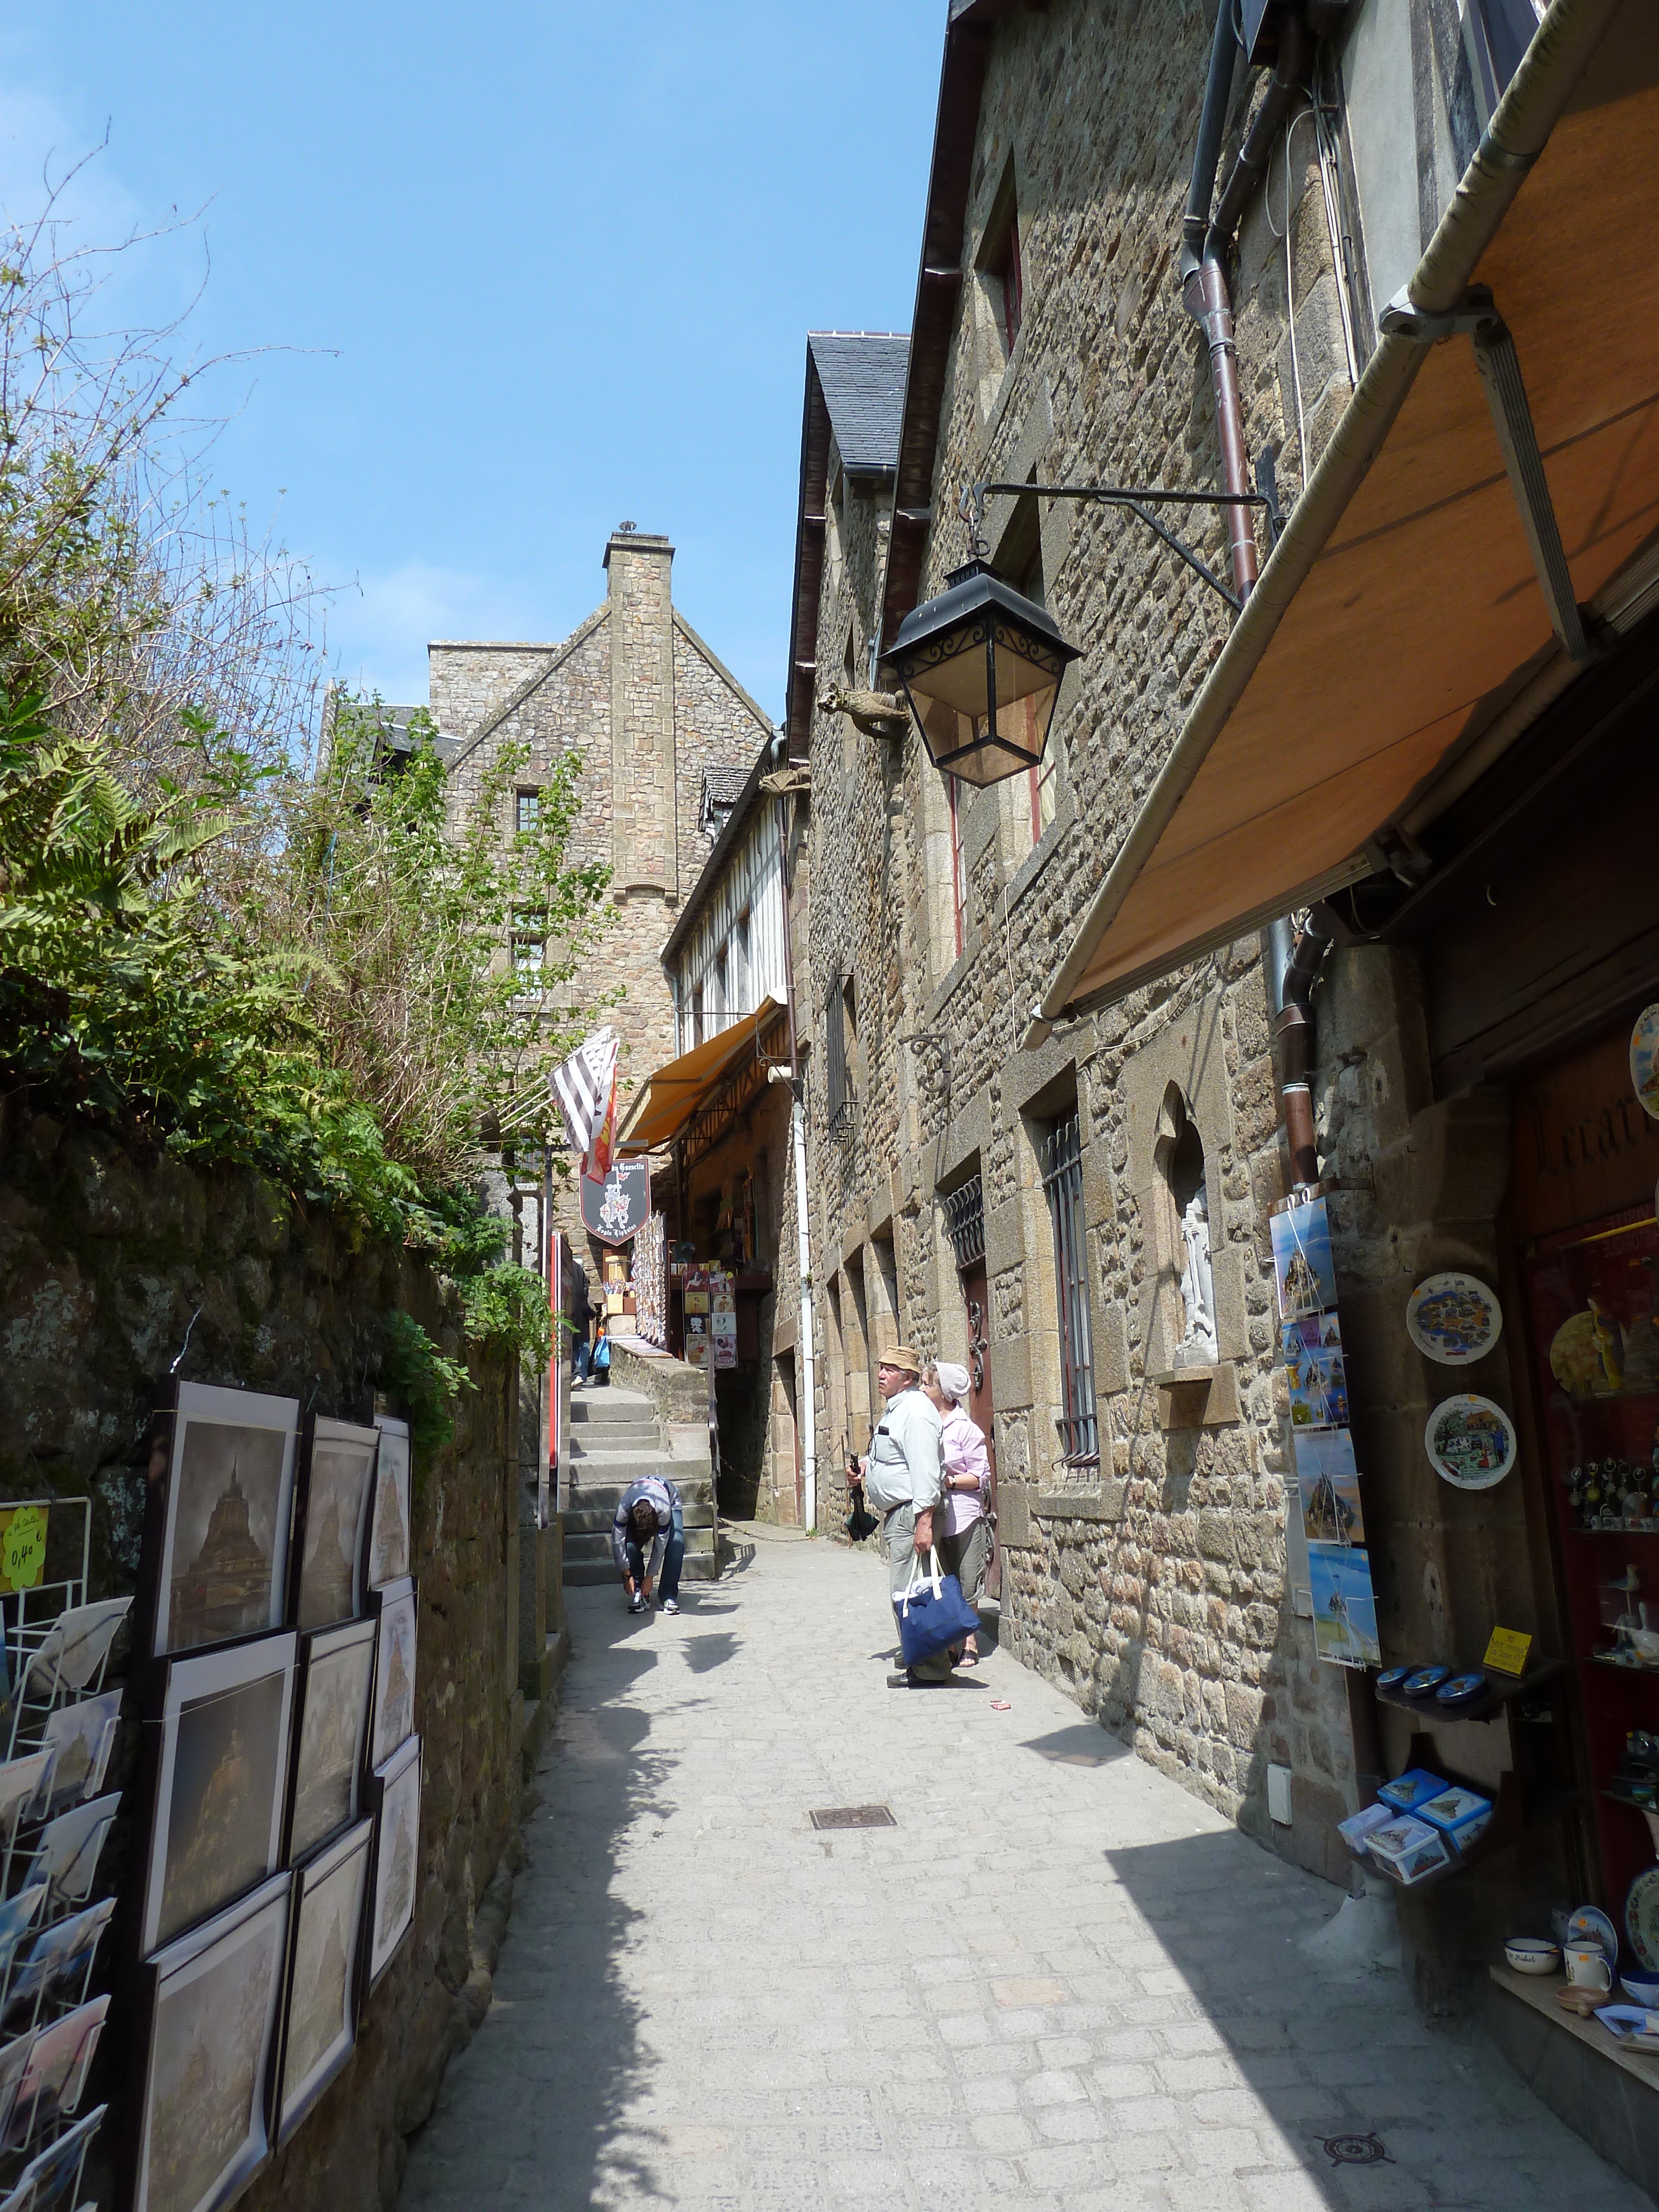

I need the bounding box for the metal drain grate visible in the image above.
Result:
[809,1805,896,1831]
[1318,2135,1391,2168]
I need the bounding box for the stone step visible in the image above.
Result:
[570,1391,657,1423]
[570,1424,660,1452]
[570,1439,664,1467]
[561,1502,716,1536]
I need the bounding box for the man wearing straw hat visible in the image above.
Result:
[851,1342,952,1688]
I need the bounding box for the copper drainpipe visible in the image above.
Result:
[1181,7,1312,603]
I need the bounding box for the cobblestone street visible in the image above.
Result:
[399,1543,1649,2211]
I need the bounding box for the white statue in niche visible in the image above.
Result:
[1175,1182,1219,1367]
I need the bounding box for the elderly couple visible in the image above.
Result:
[851,1343,992,1688]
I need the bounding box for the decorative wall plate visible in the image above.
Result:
[1406,1274,1503,1365]
[1568,1902,1620,1965]
[1627,1867,1659,1970]
[1630,1004,1659,1121]
[1425,1395,1517,1490]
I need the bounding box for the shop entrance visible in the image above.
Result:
[944,1173,1000,1599]
[1512,1022,1659,1918]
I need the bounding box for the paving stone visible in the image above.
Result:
[397,1547,1649,2212]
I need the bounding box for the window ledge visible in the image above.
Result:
[1001,782,1074,915]
[1034,1481,1127,1524]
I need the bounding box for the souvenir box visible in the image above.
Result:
[1366,1814,1453,1886]
[1376,1768,1448,1815]
[1415,1785,1494,1854]
[1336,1803,1395,1861]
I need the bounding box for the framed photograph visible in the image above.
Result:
[139,1632,297,1957]
[285,1620,375,1863]
[142,1381,299,1659]
[128,1871,290,2212]
[3,1994,107,2150]
[367,1417,411,1590]
[36,1688,122,1818]
[290,1418,378,1632]
[365,1735,420,1996]
[6,2101,105,2209]
[274,1819,371,2145]
[1270,1197,1337,1321]
[367,1581,416,1772]
[1292,1428,1365,1547]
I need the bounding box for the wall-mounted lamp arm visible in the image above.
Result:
[965,479,1269,614]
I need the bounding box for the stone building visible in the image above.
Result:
[797,14,1659,2163]
[414,525,775,1268]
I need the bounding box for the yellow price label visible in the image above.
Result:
[1483,1625,1532,1677]
[0,1505,49,1595]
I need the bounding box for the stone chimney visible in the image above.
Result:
[603,529,677,901]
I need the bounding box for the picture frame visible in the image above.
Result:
[3,1994,107,2151]
[288,1417,378,1633]
[35,1688,122,1819]
[140,1381,299,1660]
[366,1580,416,1773]
[284,1620,375,1864]
[138,1632,297,1957]
[126,1871,290,2212]
[273,1818,371,2146]
[364,1735,420,1997]
[366,1417,411,1590]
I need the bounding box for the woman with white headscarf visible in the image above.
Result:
[922,1358,990,1666]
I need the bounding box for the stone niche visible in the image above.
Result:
[1122,994,1246,1427]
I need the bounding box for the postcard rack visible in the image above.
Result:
[0,1504,127,2212]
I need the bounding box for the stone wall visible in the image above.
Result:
[798,0,1362,1872]
[0,1101,535,2209]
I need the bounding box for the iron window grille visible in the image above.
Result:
[825,974,855,1134]
[943,1175,985,1271]
[1041,1112,1098,1465]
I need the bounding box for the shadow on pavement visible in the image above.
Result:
[1019,1721,1131,1767]
[680,1631,738,1674]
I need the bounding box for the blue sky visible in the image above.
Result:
[0,4,943,722]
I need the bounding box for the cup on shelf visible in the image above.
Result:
[1564,1944,1613,1993]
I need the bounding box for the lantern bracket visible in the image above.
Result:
[964,479,1270,615]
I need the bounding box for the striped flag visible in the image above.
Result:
[552,1027,619,1172]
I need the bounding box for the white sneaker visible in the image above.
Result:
[661,1597,680,1615]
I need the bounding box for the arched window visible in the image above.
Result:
[1157,1088,1217,1370]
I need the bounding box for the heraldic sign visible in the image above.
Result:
[581,1156,651,1245]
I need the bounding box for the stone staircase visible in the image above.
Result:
[559,1386,718,1587]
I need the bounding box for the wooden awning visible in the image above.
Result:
[1037,0,1659,1023]
[615,998,786,1151]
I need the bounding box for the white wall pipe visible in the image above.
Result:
[791,1091,817,1532]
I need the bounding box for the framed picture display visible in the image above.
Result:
[273,1818,372,2145]
[285,1619,375,1864]
[141,1381,299,1660]
[367,1417,411,1590]
[138,1632,298,1956]
[364,1735,420,1996]
[289,1417,378,1632]
[367,1580,416,1772]
[127,1871,290,2212]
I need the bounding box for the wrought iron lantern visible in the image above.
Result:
[889,558,1081,788]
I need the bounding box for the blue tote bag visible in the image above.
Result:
[897,1547,980,1667]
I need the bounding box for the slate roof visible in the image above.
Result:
[808,333,910,479]
[702,763,748,806]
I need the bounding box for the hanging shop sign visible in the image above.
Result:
[1405,1273,1503,1366]
[1423,1392,1518,1489]
[1630,1003,1659,1120]
[581,1156,651,1245]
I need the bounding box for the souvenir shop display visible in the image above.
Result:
[1415,1785,1494,1853]
[289,1417,379,1632]
[3,2101,105,2209]
[1376,1767,1448,1815]
[1305,1542,1382,1667]
[1629,1001,1659,1119]
[367,1418,411,1591]
[139,1382,299,1660]
[1627,1866,1659,1970]
[1423,1394,1518,1489]
[1336,1803,1394,1861]
[137,1631,298,1955]
[1283,1314,1348,1428]
[4,1898,113,2029]
[1292,1430,1363,1545]
[29,1795,118,1913]
[364,1736,420,1994]
[286,1619,375,1863]
[3,1996,108,2149]
[367,1582,416,1771]
[34,1692,120,1821]
[126,1872,291,2212]
[1405,1273,1503,1366]
[274,1819,372,2145]
[1365,1815,1452,1886]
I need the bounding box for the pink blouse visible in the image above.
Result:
[941,1405,990,1536]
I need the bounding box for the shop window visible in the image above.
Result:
[1040,1108,1097,1464]
[515,789,540,834]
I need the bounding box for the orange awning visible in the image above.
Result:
[1037,0,1659,1023]
[616,998,786,1151]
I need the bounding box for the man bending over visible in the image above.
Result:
[612,1475,685,1615]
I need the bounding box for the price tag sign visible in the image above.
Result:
[0,1505,49,1594]
[1483,1625,1532,1677]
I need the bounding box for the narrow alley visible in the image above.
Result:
[398,1546,1648,2212]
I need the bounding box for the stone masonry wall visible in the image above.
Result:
[0,1102,531,2208]
[800,0,1361,1875]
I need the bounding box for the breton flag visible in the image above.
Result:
[552,1027,619,1176]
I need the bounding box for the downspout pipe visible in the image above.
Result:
[1181,7,1312,604]
[1274,902,1334,1192]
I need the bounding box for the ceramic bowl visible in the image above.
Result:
[1504,1938,1561,1976]
[1632,1628,1659,1661]
[1621,1969,1659,2005]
